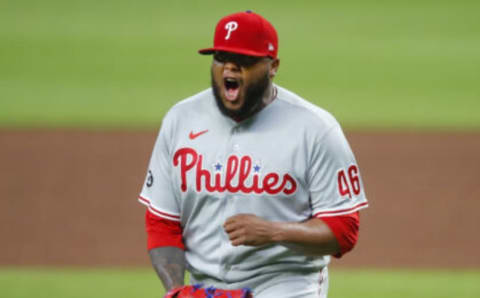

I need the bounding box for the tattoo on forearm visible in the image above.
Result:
[149,246,186,291]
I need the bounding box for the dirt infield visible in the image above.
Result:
[1,130,479,268]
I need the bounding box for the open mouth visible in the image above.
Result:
[224,77,240,101]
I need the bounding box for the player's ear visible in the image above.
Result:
[269,58,280,78]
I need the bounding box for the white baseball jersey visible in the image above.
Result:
[138,85,368,291]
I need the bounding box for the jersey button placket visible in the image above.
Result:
[230,126,241,153]
[216,124,238,280]
[220,124,241,278]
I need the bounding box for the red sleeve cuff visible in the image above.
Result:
[320,211,360,258]
[145,209,185,250]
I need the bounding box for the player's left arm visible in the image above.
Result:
[224,123,367,257]
[223,212,358,257]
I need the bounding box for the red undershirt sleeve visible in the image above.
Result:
[145,209,185,250]
[145,209,359,255]
[319,211,360,258]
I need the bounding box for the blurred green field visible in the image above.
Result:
[1,268,479,298]
[1,0,479,130]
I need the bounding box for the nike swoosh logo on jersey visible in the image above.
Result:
[189,129,209,140]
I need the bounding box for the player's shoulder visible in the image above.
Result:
[168,88,213,114]
[275,85,340,133]
[161,88,213,122]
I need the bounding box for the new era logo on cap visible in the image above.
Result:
[199,11,278,59]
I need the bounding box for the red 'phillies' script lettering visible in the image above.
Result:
[173,147,297,195]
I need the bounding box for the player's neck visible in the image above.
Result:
[262,84,277,106]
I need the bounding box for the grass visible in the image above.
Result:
[0,268,160,298]
[328,269,480,298]
[0,267,479,298]
[1,0,479,130]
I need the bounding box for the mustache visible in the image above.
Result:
[211,70,270,121]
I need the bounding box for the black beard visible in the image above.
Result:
[211,71,270,121]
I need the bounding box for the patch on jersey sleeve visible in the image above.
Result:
[146,170,154,188]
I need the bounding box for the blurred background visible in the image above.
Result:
[1,0,479,297]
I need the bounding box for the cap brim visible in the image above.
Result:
[198,46,270,57]
[198,48,215,55]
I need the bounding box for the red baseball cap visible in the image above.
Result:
[198,11,278,58]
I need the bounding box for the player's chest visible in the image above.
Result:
[170,126,307,197]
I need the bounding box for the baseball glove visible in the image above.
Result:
[165,284,253,298]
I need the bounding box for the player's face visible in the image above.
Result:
[211,51,279,120]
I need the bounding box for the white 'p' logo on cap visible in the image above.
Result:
[224,21,238,40]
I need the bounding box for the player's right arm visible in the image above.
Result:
[146,210,185,291]
[139,113,185,292]
[149,247,185,291]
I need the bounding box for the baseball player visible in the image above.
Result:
[139,11,368,298]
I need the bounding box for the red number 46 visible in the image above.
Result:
[337,165,361,198]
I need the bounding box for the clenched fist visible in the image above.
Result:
[223,214,277,246]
